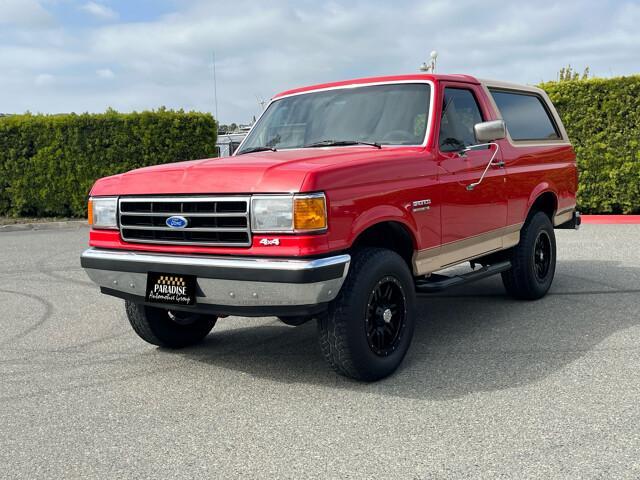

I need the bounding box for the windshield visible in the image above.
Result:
[236,83,430,154]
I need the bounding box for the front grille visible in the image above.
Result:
[119,196,251,246]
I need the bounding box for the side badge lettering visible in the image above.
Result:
[412,199,431,212]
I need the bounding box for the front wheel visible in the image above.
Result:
[317,248,416,381]
[125,301,217,348]
[502,211,557,300]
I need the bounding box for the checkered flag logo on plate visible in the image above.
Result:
[157,275,186,287]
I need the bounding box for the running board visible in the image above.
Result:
[414,261,512,293]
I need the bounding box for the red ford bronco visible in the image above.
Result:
[81,74,580,380]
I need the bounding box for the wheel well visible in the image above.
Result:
[529,191,557,221]
[350,222,415,270]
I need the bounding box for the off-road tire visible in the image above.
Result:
[317,248,416,381]
[502,211,557,300]
[125,301,217,348]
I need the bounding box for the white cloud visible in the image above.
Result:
[96,68,115,79]
[0,0,54,27]
[0,0,639,120]
[80,1,118,20]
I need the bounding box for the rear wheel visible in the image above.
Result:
[502,211,556,300]
[318,248,416,381]
[125,301,217,348]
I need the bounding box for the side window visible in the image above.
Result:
[439,88,484,152]
[489,89,560,141]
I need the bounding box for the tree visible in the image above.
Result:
[558,65,590,82]
[218,122,239,134]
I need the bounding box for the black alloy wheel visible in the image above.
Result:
[365,276,407,356]
[533,231,552,281]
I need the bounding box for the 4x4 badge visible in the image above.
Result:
[259,238,280,246]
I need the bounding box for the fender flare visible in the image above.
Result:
[526,182,559,218]
[348,204,419,249]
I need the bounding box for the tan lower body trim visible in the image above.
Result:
[554,206,576,226]
[412,223,523,276]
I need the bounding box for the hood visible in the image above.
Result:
[90,147,420,196]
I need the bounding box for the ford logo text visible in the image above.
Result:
[166,216,189,228]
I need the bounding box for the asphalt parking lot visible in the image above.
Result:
[1,224,639,479]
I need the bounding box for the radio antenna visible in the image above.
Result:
[212,51,219,122]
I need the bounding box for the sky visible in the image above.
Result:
[1,0,638,123]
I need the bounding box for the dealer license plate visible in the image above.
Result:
[145,272,197,306]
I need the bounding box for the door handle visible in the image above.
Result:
[493,160,505,168]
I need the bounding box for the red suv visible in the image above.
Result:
[81,74,580,380]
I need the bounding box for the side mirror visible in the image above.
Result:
[474,120,506,143]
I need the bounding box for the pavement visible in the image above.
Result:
[1,225,639,479]
[0,219,86,232]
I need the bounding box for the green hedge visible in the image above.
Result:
[0,109,217,217]
[2,78,639,216]
[540,75,640,214]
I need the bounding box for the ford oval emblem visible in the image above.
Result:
[166,216,188,228]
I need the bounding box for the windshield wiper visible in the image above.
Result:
[303,140,382,149]
[236,146,277,155]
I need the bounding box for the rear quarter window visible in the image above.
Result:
[489,89,560,141]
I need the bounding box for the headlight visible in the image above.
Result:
[88,196,118,229]
[251,193,327,233]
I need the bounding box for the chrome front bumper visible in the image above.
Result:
[81,248,350,315]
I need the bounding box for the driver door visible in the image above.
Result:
[437,84,508,261]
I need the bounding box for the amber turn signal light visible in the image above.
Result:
[87,198,94,226]
[294,195,327,231]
